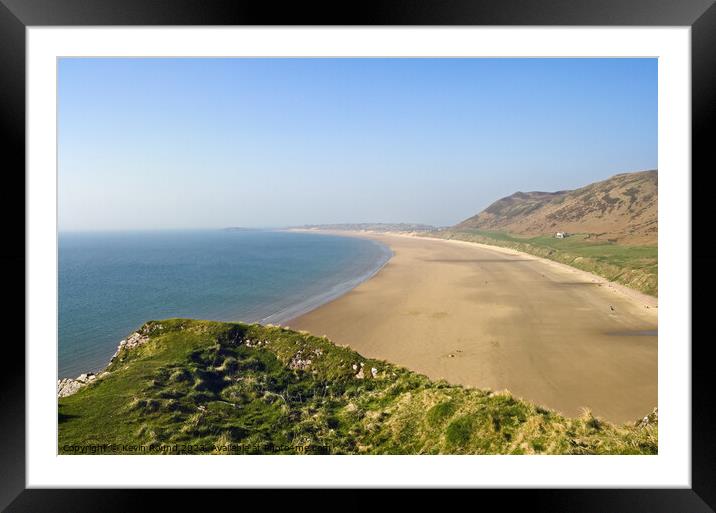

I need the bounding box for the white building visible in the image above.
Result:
[555,232,565,239]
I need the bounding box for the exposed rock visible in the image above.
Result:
[57,378,84,397]
[111,330,150,361]
[289,350,313,370]
[637,407,658,428]
[371,367,378,378]
[61,329,155,399]
[76,372,96,383]
[58,370,104,397]
[245,338,272,348]
[124,330,150,349]
[355,368,365,379]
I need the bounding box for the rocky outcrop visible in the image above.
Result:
[288,347,323,371]
[59,326,152,399]
[637,407,658,428]
[244,338,268,348]
[111,330,150,361]
[57,372,97,397]
[57,378,84,397]
[289,351,313,371]
[351,362,382,380]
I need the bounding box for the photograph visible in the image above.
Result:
[3,0,711,505]
[1,0,712,504]
[56,57,659,456]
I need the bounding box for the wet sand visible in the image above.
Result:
[289,231,657,423]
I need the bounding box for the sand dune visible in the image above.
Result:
[289,232,657,423]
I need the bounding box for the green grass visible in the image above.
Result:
[430,230,657,296]
[58,319,657,455]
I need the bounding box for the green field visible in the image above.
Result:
[59,319,657,455]
[431,230,657,297]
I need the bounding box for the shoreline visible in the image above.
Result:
[60,229,658,422]
[288,229,657,423]
[262,234,393,325]
[58,231,392,382]
[289,228,657,309]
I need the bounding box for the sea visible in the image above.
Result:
[58,230,392,378]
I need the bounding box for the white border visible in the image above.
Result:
[27,27,691,488]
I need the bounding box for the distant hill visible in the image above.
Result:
[296,223,437,233]
[455,170,657,245]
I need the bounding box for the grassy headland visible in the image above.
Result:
[59,319,657,455]
[429,229,657,297]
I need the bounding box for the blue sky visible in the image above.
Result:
[58,58,657,230]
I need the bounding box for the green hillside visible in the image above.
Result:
[59,319,657,455]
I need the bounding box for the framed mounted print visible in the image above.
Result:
[1,0,713,510]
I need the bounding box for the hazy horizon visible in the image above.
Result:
[59,58,657,231]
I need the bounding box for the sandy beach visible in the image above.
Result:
[289,231,657,423]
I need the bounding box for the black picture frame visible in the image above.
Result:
[1,0,713,510]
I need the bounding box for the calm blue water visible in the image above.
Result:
[58,230,391,378]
